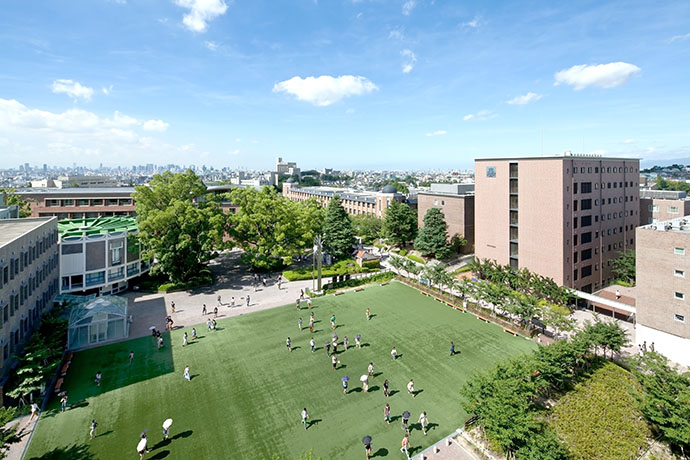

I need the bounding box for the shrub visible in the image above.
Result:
[324,272,395,292]
[398,249,408,256]
[615,279,632,287]
[454,265,472,274]
[158,274,212,293]
[283,259,366,281]
[361,259,380,270]
[407,254,425,264]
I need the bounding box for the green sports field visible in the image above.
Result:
[25,282,536,460]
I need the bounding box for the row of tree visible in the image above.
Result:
[461,321,631,460]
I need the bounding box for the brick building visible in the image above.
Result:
[17,187,136,220]
[416,183,474,253]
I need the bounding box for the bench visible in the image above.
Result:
[354,287,365,292]
[503,328,520,336]
[54,378,64,393]
[334,291,345,296]
[66,352,74,363]
[379,282,390,286]
[476,315,490,323]
[60,363,70,376]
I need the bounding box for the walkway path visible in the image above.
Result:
[3,414,35,460]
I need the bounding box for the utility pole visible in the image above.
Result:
[313,235,324,292]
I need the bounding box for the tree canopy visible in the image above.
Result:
[323,195,355,260]
[414,207,451,259]
[0,188,33,217]
[134,170,226,283]
[351,214,382,244]
[228,187,323,270]
[611,250,635,285]
[382,200,417,247]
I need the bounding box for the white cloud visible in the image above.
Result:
[204,40,219,51]
[462,16,481,28]
[506,92,543,105]
[554,62,641,90]
[669,32,690,43]
[228,149,240,155]
[463,110,496,121]
[143,119,169,132]
[51,79,94,101]
[388,28,404,40]
[235,138,241,142]
[273,75,378,106]
[101,85,113,95]
[174,0,228,33]
[425,130,447,137]
[0,98,188,166]
[402,0,416,16]
[623,138,637,144]
[401,49,417,74]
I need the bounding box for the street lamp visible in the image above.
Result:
[312,234,324,292]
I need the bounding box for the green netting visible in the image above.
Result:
[58,216,138,239]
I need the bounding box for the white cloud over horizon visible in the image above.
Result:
[554,62,641,90]
[623,138,637,144]
[669,32,690,43]
[204,40,219,51]
[51,79,94,101]
[175,0,228,33]
[401,49,417,74]
[506,92,542,105]
[272,75,378,106]
[425,130,447,137]
[462,16,481,28]
[463,110,496,121]
[143,119,169,132]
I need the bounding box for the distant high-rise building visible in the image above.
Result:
[475,153,640,292]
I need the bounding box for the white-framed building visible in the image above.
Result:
[58,217,150,296]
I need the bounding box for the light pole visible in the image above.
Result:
[313,235,324,293]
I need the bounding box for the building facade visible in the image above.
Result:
[475,154,640,292]
[17,187,136,220]
[639,189,690,224]
[282,182,405,218]
[636,217,690,366]
[0,218,60,378]
[417,183,475,253]
[58,217,149,295]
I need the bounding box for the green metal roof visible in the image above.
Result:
[58,216,138,238]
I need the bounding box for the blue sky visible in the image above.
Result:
[1,0,689,170]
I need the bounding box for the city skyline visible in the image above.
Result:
[1,0,689,169]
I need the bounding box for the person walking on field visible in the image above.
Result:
[450,341,455,356]
[171,301,175,313]
[217,295,222,307]
[384,403,391,424]
[231,296,235,307]
[310,337,315,352]
[286,337,292,352]
[307,298,312,309]
[325,341,331,356]
[418,411,429,435]
[298,317,303,331]
[343,336,349,351]
[355,334,361,349]
[383,379,390,397]
[366,308,371,321]
[368,362,374,377]
[246,295,250,307]
[129,350,134,364]
[213,306,218,318]
[60,394,68,412]
[391,347,398,360]
[191,328,197,340]
[407,379,415,398]
[296,298,301,310]
[30,402,39,421]
[400,433,411,459]
[183,365,191,381]
[301,408,309,430]
[332,354,338,370]
[183,332,188,347]
[330,314,336,330]
[89,419,98,439]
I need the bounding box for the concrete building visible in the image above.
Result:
[0,193,19,220]
[475,153,640,292]
[58,217,149,295]
[282,181,404,218]
[16,187,136,220]
[31,175,119,189]
[0,218,60,379]
[639,190,690,224]
[417,183,475,253]
[273,157,301,186]
[636,216,690,366]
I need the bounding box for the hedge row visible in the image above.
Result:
[324,271,395,292]
[158,269,213,293]
[283,259,376,282]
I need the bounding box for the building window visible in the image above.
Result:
[669,206,679,214]
[675,314,686,323]
[581,199,592,210]
[674,292,685,300]
[581,182,592,193]
[674,247,685,255]
[675,269,685,278]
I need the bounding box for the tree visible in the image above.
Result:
[611,250,635,285]
[389,255,405,275]
[382,200,417,247]
[414,208,451,260]
[0,406,19,458]
[450,233,468,254]
[0,188,33,217]
[134,170,226,283]
[229,188,323,270]
[351,214,382,244]
[539,302,576,339]
[630,352,690,456]
[323,195,355,260]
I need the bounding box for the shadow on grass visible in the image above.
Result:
[388,390,399,397]
[27,444,96,460]
[369,385,380,392]
[149,450,171,459]
[427,422,439,432]
[172,430,193,440]
[306,419,322,430]
[372,447,388,457]
[97,430,113,438]
[373,372,383,378]
[413,389,424,397]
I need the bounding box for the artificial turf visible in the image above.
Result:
[25,281,536,460]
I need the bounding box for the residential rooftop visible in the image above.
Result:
[0,217,56,248]
[58,216,138,239]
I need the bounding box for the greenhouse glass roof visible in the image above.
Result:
[68,296,128,327]
[58,216,138,238]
